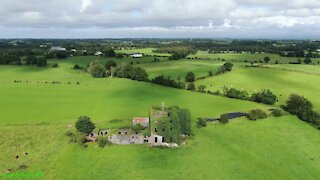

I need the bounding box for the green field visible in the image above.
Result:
[137,60,223,80]
[196,66,320,111]
[116,48,172,57]
[1,56,320,179]
[189,51,319,64]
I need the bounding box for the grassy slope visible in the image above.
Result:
[196,67,320,111]
[137,60,223,80]
[1,57,320,179]
[189,51,320,64]
[44,116,320,179]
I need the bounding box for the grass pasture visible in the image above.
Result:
[189,51,320,64]
[196,66,320,111]
[137,60,224,80]
[1,55,320,179]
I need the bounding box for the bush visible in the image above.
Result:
[131,124,145,134]
[186,83,196,91]
[97,138,108,148]
[197,118,207,127]
[281,94,320,123]
[247,109,268,120]
[52,63,59,68]
[224,87,249,100]
[69,132,87,144]
[65,130,74,137]
[88,60,106,78]
[75,116,95,134]
[219,114,229,124]
[105,60,116,70]
[73,64,81,69]
[251,89,277,105]
[185,71,195,82]
[272,109,283,117]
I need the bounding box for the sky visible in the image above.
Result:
[0,0,319,39]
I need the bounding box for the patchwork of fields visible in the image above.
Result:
[1,54,320,179]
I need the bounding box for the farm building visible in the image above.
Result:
[132,117,149,127]
[50,46,66,51]
[94,51,103,56]
[130,53,143,58]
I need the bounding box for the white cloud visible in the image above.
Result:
[0,0,319,38]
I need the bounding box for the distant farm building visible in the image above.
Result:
[50,46,66,51]
[130,53,143,58]
[94,51,103,56]
[132,117,149,127]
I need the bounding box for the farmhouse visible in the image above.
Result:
[89,103,190,147]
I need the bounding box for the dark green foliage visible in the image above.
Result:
[104,48,116,57]
[281,94,320,124]
[219,114,229,124]
[178,109,192,135]
[131,124,145,134]
[251,89,277,105]
[113,63,148,81]
[185,71,195,82]
[186,83,196,91]
[25,55,37,65]
[272,109,283,117]
[218,62,234,74]
[73,64,81,69]
[0,54,21,65]
[208,71,213,76]
[151,75,185,89]
[88,60,106,78]
[36,58,47,67]
[224,87,249,100]
[75,116,95,134]
[223,62,234,71]
[303,58,312,64]
[247,109,268,120]
[264,56,271,63]
[52,63,59,68]
[65,130,74,137]
[197,118,207,127]
[55,51,69,59]
[169,52,189,60]
[105,60,116,70]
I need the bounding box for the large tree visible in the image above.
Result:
[75,116,95,134]
[185,71,195,82]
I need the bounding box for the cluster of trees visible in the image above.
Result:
[45,51,69,59]
[154,46,196,60]
[151,75,185,89]
[281,94,320,127]
[221,87,277,105]
[0,54,47,67]
[87,60,148,81]
[217,62,234,74]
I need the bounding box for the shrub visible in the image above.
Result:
[186,83,196,91]
[65,130,74,137]
[88,60,106,78]
[281,94,320,123]
[208,71,213,76]
[185,71,195,82]
[105,60,116,70]
[197,118,207,127]
[251,89,277,105]
[73,64,81,69]
[247,109,267,120]
[197,85,206,93]
[272,109,283,117]
[69,132,87,144]
[52,63,58,68]
[219,114,229,124]
[131,124,145,134]
[75,116,95,134]
[97,138,108,148]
